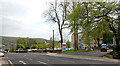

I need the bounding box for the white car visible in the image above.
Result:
[27,49,32,52]
[0,51,4,57]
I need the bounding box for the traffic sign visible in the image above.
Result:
[62,43,66,51]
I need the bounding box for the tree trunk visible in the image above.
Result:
[77,32,79,50]
[103,33,107,44]
[97,38,100,47]
[114,33,120,52]
[59,29,63,49]
[74,25,78,51]
[75,32,78,51]
[118,16,120,46]
[74,33,76,51]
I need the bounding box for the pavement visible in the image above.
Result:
[0,57,10,66]
[42,52,119,63]
[3,53,119,66]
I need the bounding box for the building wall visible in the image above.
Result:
[71,33,74,48]
[71,32,101,48]
[71,33,82,48]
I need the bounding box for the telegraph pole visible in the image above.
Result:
[53,30,54,51]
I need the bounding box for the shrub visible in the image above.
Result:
[30,44,37,49]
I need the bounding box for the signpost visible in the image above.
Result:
[62,43,66,51]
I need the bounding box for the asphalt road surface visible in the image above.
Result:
[4,53,119,66]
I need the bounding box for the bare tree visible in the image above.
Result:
[44,0,70,49]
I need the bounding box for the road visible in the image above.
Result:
[4,53,119,66]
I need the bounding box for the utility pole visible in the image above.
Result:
[53,30,54,51]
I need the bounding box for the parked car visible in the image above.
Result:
[27,49,32,52]
[101,44,107,52]
[0,51,4,57]
[3,51,7,53]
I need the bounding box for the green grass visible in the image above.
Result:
[63,50,94,53]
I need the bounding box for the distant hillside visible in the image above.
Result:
[1,36,51,46]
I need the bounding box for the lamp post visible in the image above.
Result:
[53,30,54,51]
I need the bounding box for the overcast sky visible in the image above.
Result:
[0,0,71,41]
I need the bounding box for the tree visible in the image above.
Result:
[84,34,94,46]
[11,48,15,51]
[27,38,37,48]
[91,2,120,51]
[17,44,25,50]
[67,2,120,51]
[65,2,84,50]
[17,38,28,49]
[67,2,103,47]
[47,43,53,48]
[42,44,47,49]
[44,0,70,49]
[30,44,37,49]
[37,44,43,49]
[66,40,71,48]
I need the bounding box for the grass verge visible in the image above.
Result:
[63,50,94,53]
[104,51,113,59]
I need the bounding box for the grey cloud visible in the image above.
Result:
[0,0,29,36]
[2,17,23,35]
[0,0,29,17]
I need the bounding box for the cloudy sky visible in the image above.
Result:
[0,0,71,41]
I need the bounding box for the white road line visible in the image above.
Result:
[37,61,47,64]
[8,60,14,66]
[19,60,27,64]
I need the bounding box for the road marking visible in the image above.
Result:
[37,61,47,64]
[19,60,27,64]
[8,60,14,66]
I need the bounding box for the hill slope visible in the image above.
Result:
[1,36,50,46]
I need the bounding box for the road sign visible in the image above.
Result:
[62,43,66,51]
[102,44,106,48]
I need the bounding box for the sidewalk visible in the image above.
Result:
[41,53,119,63]
[0,57,10,66]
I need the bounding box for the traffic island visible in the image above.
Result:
[104,54,113,59]
[113,51,120,59]
[104,51,120,59]
[63,50,94,53]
